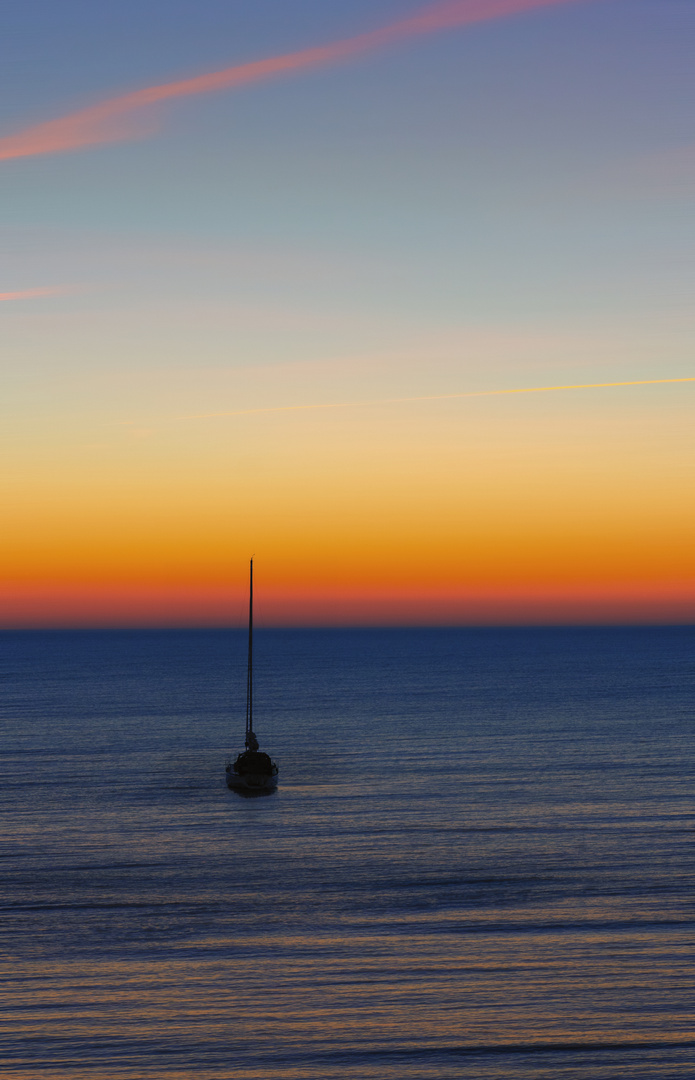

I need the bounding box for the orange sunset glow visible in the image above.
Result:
[3,378,693,625]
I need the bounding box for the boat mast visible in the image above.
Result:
[245,558,253,747]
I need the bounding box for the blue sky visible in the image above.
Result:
[2,0,694,625]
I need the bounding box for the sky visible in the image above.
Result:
[1,0,693,626]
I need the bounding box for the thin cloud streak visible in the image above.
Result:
[179,378,695,420]
[0,0,586,162]
[0,286,67,301]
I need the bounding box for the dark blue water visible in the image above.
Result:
[1,627,694,1079]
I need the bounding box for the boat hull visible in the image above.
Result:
[226,768,277,794]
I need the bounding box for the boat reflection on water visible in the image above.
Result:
[226,559,278,795]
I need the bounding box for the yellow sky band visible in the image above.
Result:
[179,376,695,420]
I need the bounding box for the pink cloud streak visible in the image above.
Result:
[0,0,586,162]
[0,286,66,301]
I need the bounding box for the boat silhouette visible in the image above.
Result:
[225,559,278,794]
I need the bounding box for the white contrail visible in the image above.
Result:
[177,377,695,420]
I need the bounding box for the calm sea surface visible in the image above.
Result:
[1,626,694,1079]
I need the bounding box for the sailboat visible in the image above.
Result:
[226,559,279,793]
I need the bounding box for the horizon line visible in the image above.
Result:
[3,620,693,631]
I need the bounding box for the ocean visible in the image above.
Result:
[1,626,694,1079]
